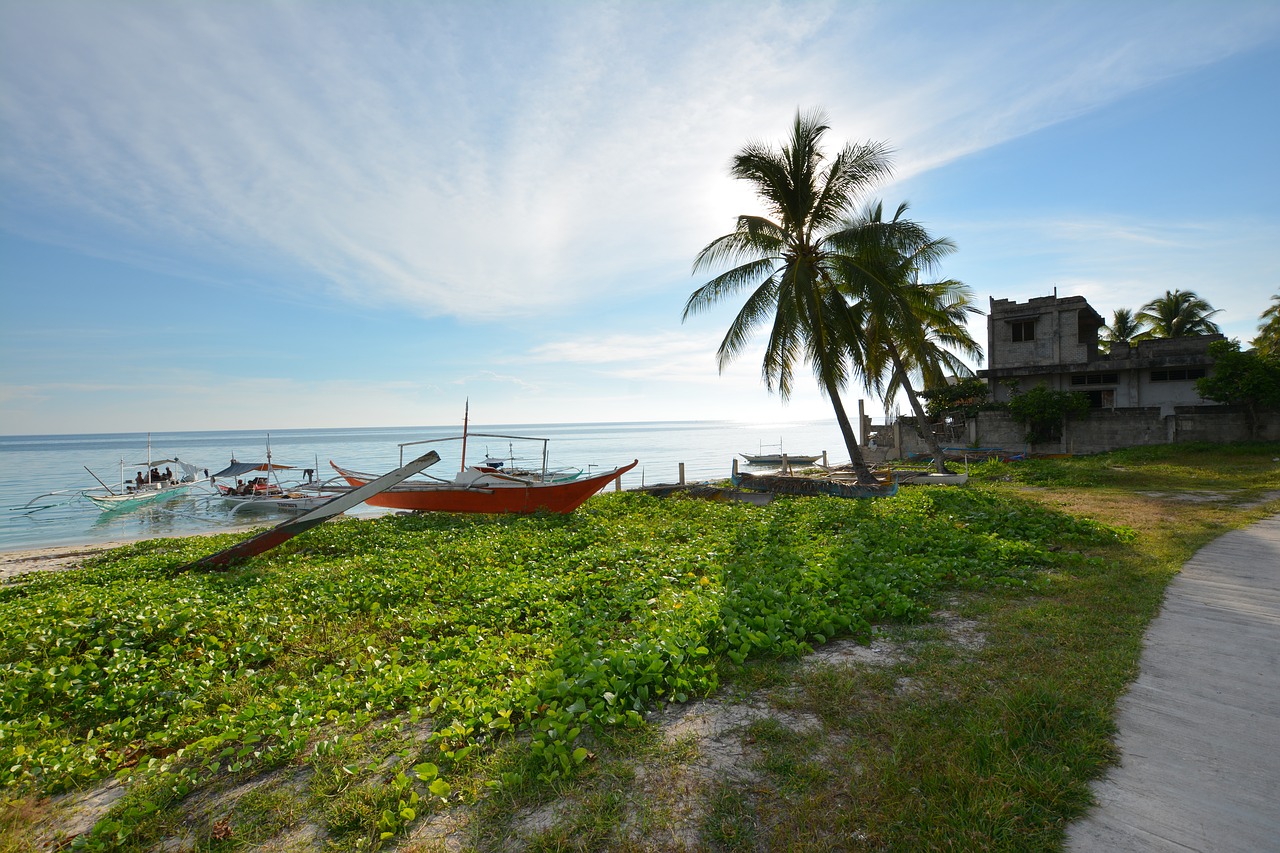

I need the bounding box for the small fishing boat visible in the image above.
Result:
[331,403,635,514]
[733,471,897,499]
[740,440,821,466]
[209,435,325,513]
[331,459,636,514]
[80,436,204,513]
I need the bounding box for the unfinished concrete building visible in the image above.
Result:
[980,292,1222,410]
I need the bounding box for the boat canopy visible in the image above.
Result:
[212,460,295,479]
[133,458,202,479]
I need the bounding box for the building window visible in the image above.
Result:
[1151,367,1207,382]
[1011,319,1036,342]
[1071,373,1119,386]
[1083,389,1116,408]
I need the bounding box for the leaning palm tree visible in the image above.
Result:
[832,202,983,474]
[1136,289,1222,338]
[683,109,891,482]
[1253,292,1280,359]
[1101,307,1146,352]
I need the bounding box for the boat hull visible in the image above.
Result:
[85,483,192,512]
[734,472,897,499]
[331,460,637,514]
[741,454,821,466]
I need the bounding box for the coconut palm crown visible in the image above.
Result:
[831,201,983,473]
[683,109,892,482]
[1136,289,1223,338]
[1101,307,1147,352]
[1253,292,1280,359]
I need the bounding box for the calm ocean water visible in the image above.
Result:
[0,420,850,552]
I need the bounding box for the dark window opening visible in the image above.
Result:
[1071,373,1119,386]
[1151,367,1207,382]
[1083,389,1115,408]
[1011,319,1036,342]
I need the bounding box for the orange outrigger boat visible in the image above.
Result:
[330,459,637,514]
[331,404,637,514]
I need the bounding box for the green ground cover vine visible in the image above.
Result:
[0,488,1127,848]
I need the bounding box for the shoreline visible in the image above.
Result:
[0,525,264,583]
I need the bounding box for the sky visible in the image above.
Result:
[2,0,1278,436]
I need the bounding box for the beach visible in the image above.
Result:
[0,525,264,583]
[0,540,139,582]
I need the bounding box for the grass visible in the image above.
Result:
[1,441,1277,851]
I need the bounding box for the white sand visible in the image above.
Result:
[0,525,264,583]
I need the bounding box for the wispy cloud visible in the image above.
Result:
[3,1,1277,323]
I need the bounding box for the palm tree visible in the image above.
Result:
[832,202,983,474]
[1136,289,1222,338]
[1253,292,1280,359]
[683,109,891,482]
[1101,307,1146,352]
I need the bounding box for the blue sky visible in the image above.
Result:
[2,0,1278,435]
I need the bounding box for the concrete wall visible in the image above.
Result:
[892,407,1280,457]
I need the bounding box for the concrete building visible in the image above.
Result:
[980,293,1222,410]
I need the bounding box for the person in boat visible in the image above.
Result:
[164,467,173,482]
[135,472,145,488]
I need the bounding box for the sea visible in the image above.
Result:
[0,420,851,552]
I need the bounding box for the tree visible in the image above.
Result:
[1196,339,1280,438]
[683,109,891,482]
[1136,289,1222,338]
[1253,292,1280,359]
[831,202,983,473]
[920,376,989,422]
[1006,384,1091,444]
[1101,307,1146,352]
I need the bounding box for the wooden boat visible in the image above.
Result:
[185,451,442,570]
[733,471,897,499]
[209,436,316,513]
[330,459,637,514]
[81,435,205,512]
[740,440,820,466]
[893,471,969,486]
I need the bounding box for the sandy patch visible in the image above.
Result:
[0,525,264,583]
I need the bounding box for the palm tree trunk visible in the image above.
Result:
[826,381,877,483]
[887,344,953,474]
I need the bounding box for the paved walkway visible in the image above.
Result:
[1067,513,1280,852]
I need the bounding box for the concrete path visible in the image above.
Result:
[1067,513,1280,852]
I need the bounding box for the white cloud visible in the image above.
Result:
[2,0,1277,325]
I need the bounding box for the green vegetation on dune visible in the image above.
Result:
[2,488,1118,847]
[2,442,1276,851]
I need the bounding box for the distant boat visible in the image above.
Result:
[740,440,820,466]
[733,471,897,499]
[210,435,323,513]
[82,435,204,513]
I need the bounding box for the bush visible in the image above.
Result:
[1006,384,1090,443]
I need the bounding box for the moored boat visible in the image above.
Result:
[733,471,897,499]
[330,459,637,514]
[740,440,821,466]
[81,435,205,513]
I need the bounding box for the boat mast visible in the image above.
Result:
[459,399,470,472]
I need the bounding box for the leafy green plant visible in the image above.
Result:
[0,490,1126,844]
[1006,384,1091,443]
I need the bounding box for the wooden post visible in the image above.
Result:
[615,475,622,491]
[858,399,867,446]
[678,462,685,485]
[822,450,828,467]
[732,458,739,477]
